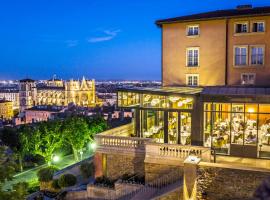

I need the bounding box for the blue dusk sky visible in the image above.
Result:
[0,0,268,80]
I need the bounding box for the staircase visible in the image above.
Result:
[118,170,183,200]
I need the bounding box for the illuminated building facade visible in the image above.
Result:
[117,5,270,159]
[19,77,97,112]
[0,100,13,119]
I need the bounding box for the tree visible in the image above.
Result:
[37,166,58,182]
[87,117,107,141]
[58,174,77,188]
[0,146,25,200]
[1,127,25,172]
[62,117,90,161]
[21,121,63,165]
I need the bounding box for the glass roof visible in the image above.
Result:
[117,87,203,96]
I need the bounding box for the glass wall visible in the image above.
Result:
[204,102,270,158]
[180,112,191,145]
[118,91,193,109]
[168,112,178,144]
[141,110,164,143]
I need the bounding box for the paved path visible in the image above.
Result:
[3,151,93,190]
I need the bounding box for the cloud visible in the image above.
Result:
[87,29,121,43]
[65,40,78,47]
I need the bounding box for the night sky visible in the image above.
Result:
[0,0,268,80]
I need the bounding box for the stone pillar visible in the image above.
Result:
[94,152,105,178]
[183,156,201,200]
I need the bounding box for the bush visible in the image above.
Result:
[37,166,58,182]
[51,179,60,190]
[94,176,115,188]
[58,174,77,188]
[80,162,94,178]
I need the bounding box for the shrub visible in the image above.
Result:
[94,176,115,188]
[58,174,77,188]
[80,162,94,179]
[37,166,58,182]
[51,179,60,190]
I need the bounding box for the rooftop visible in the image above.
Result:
[156,5,270,26]
[19,78,35,83]
[0,99,12,103]
[26,105,65,112]
[118,86,203,96]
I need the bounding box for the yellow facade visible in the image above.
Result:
[161,15,270,87]
[19,77,98,111]
[0,100,13,119]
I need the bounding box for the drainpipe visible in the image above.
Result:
[225,18,229,86]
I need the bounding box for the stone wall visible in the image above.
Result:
[105,153,145,180]
[156,188,183,200]
[144,163,183,183]
[197,164,270,200]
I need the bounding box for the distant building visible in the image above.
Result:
[0,88,19,109]
[18,77,98,112]
[24,105,65,124]
[0,100,13,119]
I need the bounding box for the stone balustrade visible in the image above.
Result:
[95,123,211,162]
[95,134,153,155]
[145,143,211,165]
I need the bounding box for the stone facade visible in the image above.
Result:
[197,164,270,200]
[144,162,183,183]
[94,152,145,180]
[18,77,97,112]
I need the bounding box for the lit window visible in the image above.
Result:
[251,46,264,65]
[234,46,247,66]
[241,73,255,85]
[252,22,265,32]
[186,48,199,67]
[186,74,199,86]
[235,22,248,33]
[187,25,199,36]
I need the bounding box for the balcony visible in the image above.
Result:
[95,123,211,163]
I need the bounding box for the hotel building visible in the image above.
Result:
[117,5,270,159]
[66,5,270,200]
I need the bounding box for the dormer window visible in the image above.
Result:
[187,25,199,36]
[252,21,265,32]
[235,22,248,33]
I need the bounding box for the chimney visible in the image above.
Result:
[236,5,253,10]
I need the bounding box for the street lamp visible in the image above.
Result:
[52,154,60,163]
[79,151,83,160]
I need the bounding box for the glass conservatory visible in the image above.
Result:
[117,87,202,145]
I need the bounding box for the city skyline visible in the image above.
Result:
[0,0,268,80]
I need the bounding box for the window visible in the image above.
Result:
[234,46,247,66]
[235,22,248,33]
[186,74,199,86]
[241,73,256,85]
[251,46,264,65]
[186,48,199,67]
[252,22,265,32]
[187,25,199,36]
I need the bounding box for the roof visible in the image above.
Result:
[19,78,35,83]
[0,99,12,103]
[118,87,203,96]
[156,6,270,26]
[37,85,65,90]
[26,105,65,112]
[202,86,270,97]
